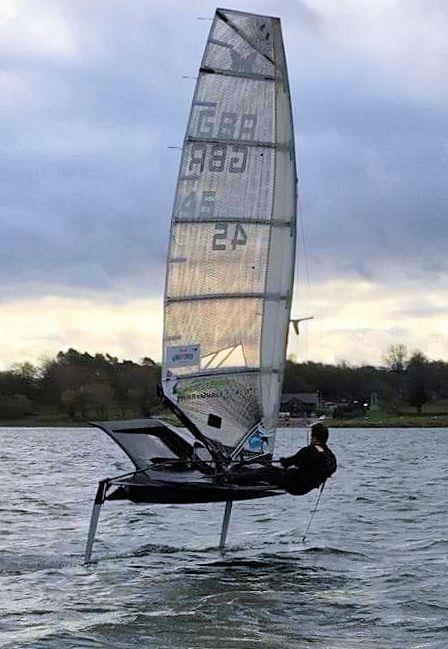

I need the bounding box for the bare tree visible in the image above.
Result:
[382,344,408,403]
[382,344,408,373]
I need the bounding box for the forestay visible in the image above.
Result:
[162,8,297,458]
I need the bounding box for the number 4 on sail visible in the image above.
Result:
[212,222,247,250]
[84,8,321,564]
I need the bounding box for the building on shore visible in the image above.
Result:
[279,392,320,419]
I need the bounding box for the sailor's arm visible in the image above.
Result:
[279,446,309,468]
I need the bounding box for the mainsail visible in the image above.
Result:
[162,8,297,458]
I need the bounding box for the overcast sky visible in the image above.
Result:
[1,0,447,368]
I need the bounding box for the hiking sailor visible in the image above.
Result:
[233,422,337,495]
[278,422,337,495]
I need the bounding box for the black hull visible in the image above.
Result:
[85,419,286,563]
[107,481,282,504]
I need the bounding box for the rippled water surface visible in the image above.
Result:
[1,427,447,648]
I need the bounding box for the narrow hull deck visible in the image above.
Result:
[107,475,283,504]
[93,418,285,504]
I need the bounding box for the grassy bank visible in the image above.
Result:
[0,415,92,428]
[1,414,448,428]
[0,410,178,428]
[329,415,448,428]
[329,402,448,427]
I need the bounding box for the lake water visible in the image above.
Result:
[1,427,447,649]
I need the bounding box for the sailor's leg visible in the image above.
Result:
[231,466,284,486]
[219,500,233,554]
[84,479,108,564]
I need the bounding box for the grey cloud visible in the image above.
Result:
[1,0,447,299]
[390,304,448,319]
[297,89,448,280]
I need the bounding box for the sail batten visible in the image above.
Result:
[200,66,277,82]
[167,292,289,303]
[173,366,280,381]
[186,136,283,149]
[162,9,297,457]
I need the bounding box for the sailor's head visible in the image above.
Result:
[310,422,329,446]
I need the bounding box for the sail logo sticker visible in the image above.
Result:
[166,345,200,367]
[177,377,255,402]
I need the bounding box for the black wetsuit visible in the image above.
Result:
[232,444,337,496]
[279,444,337,495]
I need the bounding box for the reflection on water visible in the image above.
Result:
[1,427,447,648]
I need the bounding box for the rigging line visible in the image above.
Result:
[301,481,326,544]
[215,345,239,369]
[295,145,312,304]
[296,173,314,361]
[202,350,221,370]
[297,196,311,298]
[230,420,262,461]
[158,386,225,468]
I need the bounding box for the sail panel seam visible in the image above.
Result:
[166,292,289,303]
[173,218,292,226]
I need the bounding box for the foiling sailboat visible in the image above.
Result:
[84,7,297,563]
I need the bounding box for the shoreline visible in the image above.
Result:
[1,417,448,429]
[328,420,448,428]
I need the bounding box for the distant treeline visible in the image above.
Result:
[0,345,445,422]
[285,345,447,414]
[0,349,160,422]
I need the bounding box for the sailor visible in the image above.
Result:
[232,422,336,495]
[278,422,337,495]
